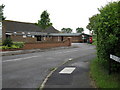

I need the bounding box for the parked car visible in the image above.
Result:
[87,36,93,44]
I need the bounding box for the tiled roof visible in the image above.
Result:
[2,20,59,33]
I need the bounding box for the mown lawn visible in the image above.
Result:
[90,58,120,88]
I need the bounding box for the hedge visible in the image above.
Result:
[87,1,120,69]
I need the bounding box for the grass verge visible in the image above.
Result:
[90,58,120,88]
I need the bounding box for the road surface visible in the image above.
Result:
[2,43,96,88]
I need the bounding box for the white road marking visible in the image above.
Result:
[2,49,79,63]
[59,67,76,74]
[68,58,73,61]
[56,49,79,54]
[2,55,41,63]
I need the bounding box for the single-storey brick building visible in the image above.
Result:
[49,33,91,43]
[2,20,92,43]
[2,20,59,43]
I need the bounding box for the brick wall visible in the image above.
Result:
[22,38,72,50]
[11,35,37,43]
[71,36,83,43]
[51,36,83,43]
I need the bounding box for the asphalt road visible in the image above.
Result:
[2,43,96,88]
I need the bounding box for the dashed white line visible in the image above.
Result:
[2,55,41,63]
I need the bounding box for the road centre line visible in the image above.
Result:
[2,55,41,63]
[56,49,79,54]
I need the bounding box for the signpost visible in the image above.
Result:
[110,54,120,63]
[109,54,120,74]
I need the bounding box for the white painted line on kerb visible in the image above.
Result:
[2,55,41,63]
[59,67,76,74]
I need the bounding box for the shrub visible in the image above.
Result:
[11,45,19,49]
[2,46,11,49]
[3,38,13,47]
[2,41,24,49]
[13,42,24,48]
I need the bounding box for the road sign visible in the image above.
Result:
[110,54,120,63]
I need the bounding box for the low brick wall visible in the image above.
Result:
[22,38,72,50]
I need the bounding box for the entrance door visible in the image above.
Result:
[36,36,42,41]
[61,36,64,41]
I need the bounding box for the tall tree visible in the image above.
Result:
[86,14,99,34]
[0,4,5,21]
[38,10,52,29]
[76,27,84,33]
[61,28,72,33]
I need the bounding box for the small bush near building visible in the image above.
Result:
[2,39,24,49]
[13,42,24,48]
[3,38,13,47]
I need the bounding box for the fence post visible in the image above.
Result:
[108,59,112,75]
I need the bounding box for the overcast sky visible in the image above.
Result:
[1,0,118,34]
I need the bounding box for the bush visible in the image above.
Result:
[3,38,13,47]
[2,46,12,49]
[11,45,19,49]
[2,41,24,49]
[13,42,24,48]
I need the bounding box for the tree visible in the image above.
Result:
[86,14,100,34]
[76,27,84,33]
[38,10,52,29]
[61,28,72,33]
[0,4,6,21]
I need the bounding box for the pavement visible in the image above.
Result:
[1,46,76,56]
[42,52,96,89]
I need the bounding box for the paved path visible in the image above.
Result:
[2,43,96,88]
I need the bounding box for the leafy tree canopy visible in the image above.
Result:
[76,27,84,33]
[0,4,6,21]
[37,10,52,29]
[86,14,100,34]
[61,28,72,33]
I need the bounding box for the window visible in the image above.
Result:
[6,35,11,38]
[27,35,31,37]
[36,36,42,41]
[32,35,35,38]
[23,35,26,38]
[22,32,25,34]
[61,36,64,41]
